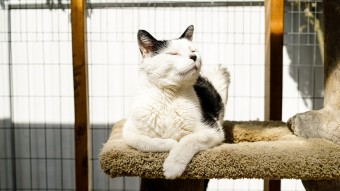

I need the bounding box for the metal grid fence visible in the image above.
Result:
[282,0,324,120]
[1,1,75,190]
[0,0,324,190]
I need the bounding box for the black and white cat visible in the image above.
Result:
[122,25,230,179]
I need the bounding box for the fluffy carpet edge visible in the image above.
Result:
[99,120,340,180]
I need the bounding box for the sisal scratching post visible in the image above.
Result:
[288,1,340,190]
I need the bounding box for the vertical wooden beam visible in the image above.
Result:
[264,0,283,190]
[264,180,281,191]
[70,0,90,190]
[140,179,206,191]
[264,0,284,121]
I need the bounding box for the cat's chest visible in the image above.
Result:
[133,91,201,140]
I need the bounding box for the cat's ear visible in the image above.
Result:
[138,30,158,57]
[180,25,194,41]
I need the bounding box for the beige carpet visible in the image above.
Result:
[99,120,340,180]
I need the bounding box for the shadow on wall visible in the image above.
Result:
[0,0,8,8]
[285,1,324,110]
[0,118,117,190]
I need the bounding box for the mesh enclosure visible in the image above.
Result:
[0,0,323,190]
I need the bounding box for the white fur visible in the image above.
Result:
[202,65,230,105]
[123,38,228,179]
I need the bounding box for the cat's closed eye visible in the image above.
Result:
[168,52,179,55]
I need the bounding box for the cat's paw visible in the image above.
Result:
[163,155,187,179]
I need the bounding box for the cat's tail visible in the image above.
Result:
[203,65,230,106]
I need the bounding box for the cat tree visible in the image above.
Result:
[100,120,340,190]
[98,1,340,190]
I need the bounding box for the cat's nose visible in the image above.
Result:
[190,55,197,62]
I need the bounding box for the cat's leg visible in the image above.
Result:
[123,121,178,152]
[124,133,178,152]
[163,127,224,179]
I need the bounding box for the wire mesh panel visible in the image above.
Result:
[1,0,324,191]
[0,0,76,190]
[0,2,13,190]
[282,0,324,120]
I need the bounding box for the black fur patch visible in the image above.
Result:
[151,40,168,55]
[193,75,224,127]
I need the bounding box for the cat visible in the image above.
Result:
[122,25,230,179]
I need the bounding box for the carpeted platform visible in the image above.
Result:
[99,120,340,180]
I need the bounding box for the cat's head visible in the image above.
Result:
[138,25,201,89]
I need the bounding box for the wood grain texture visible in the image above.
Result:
[71,0,90,190]
[264,0,284,190]
[264,0,284,121]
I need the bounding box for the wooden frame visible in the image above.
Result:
[265,0,284,121]
[71,0,90,190]
[264,0,284,190]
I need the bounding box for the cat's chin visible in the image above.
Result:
[178,63,199,76]
[177,70,200,88]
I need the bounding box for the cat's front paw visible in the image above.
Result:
[163,155,187,179]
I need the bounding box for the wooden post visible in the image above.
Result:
[264,0,284,190]
[70,0,90,190]
[140,179,206,191]
[264,0,284,121]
